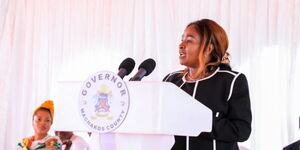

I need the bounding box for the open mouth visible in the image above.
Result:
[179,53,185,57]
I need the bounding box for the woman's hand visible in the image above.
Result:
[63,140,72,150]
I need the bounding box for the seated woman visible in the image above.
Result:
[17,100,62,150]
[55,131,89,150]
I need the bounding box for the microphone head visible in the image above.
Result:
[138,58,156,76]
[119,58,135,75]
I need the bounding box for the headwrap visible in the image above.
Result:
[33,100,54,122]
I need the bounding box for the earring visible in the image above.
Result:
[222,56,228,61]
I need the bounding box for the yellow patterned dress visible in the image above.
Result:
[17,135,62,150]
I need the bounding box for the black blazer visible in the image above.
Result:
[283,140,300,150]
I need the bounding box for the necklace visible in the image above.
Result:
[186,73,197,81]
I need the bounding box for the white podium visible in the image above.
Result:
[53,81,212,150]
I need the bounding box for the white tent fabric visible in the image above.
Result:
[1,0,300,149]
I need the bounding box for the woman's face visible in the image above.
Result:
[55,131,73,142]
[33,109,52,136]
[179,25,201,68]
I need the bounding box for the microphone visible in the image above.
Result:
[117,58,135,79]
[129,58,156,81]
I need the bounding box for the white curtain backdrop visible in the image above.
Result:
[1,0,300,149]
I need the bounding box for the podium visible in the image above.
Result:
[53,81,212,150]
